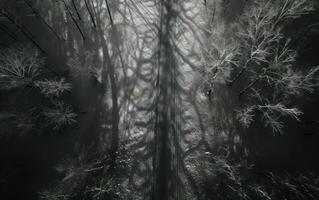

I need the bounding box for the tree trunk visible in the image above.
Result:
[99,27,120,168]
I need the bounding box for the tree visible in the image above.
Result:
[33,0,129,197]
[0,46,76,134]
[203,0,319,133]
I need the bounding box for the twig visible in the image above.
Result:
[61,0,85,41]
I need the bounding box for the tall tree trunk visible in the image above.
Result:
[153,0,178,198]
[99,27,120,168]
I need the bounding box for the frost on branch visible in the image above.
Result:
[258,104,302,133]
[201,17,239,86]
[278,66,319,96]
[258,104,302,120]
[35,78,72,98]
[43,102,77,130]
[200,0,317,132]
[236,107,255,129]
[237,103,302,133]
[275,0,314,21]
[0,46,43,89]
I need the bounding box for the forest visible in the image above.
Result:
[0,0,319,199]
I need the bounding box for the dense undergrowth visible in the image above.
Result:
[188,149,319,200]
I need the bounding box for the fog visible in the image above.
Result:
[1,0,319,199]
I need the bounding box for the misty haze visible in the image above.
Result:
[1,0,319,199]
